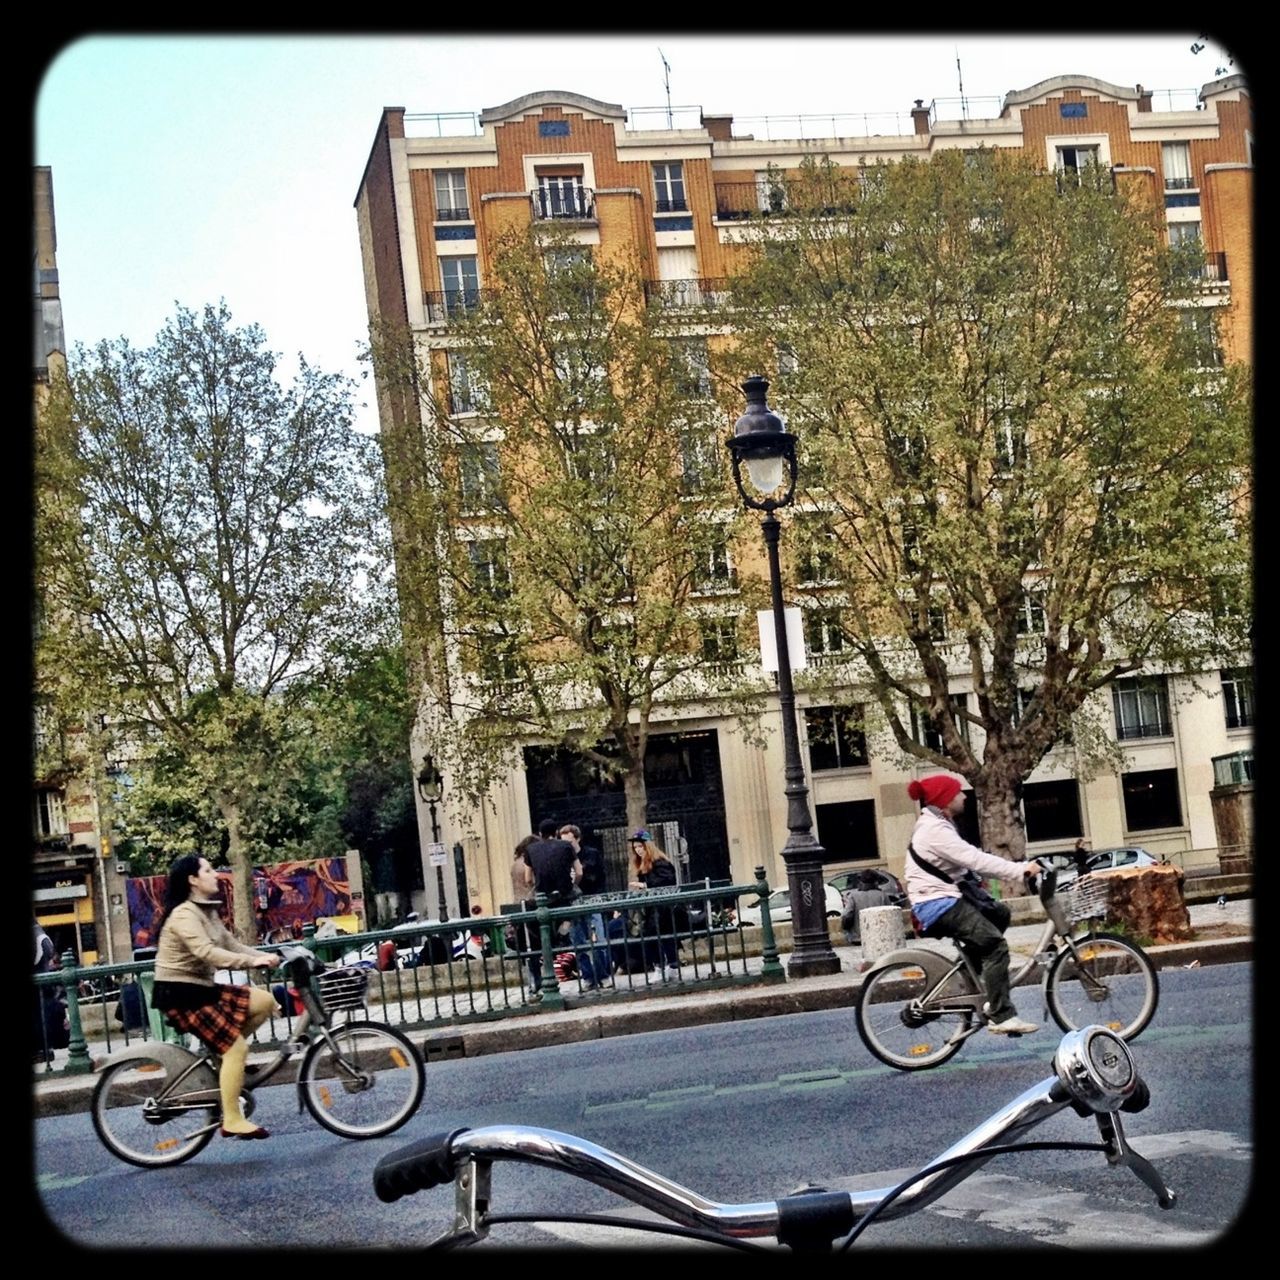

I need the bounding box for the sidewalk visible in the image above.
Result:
[34,897,1251,1118]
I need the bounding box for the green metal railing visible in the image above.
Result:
[32,870,784,1077]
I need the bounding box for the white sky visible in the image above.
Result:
[34,32,1241,434]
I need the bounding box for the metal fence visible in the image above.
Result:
[33,874,784,1078]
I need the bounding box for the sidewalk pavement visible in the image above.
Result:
[33,897,1252,1119]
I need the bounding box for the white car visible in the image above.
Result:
[738,883,844,928]
[1050,846,1159,888]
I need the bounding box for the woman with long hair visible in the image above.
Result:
[627,830,680,973]
[151,854,279,1138]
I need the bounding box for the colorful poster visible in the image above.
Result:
[126,858,350,952]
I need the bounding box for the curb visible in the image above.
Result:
[34,934,1250,1119]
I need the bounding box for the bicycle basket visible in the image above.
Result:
[1064,875,1109,923]
[316,967,369,1012]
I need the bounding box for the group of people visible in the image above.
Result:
[509,823,683,995]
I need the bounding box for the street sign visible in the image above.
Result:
[427,843,448,866]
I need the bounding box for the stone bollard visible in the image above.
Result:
[858,905,905,966]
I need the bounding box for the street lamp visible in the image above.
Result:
[727,375,841,978]
[416,756,448,921]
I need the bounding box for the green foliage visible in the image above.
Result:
[727,152,1251,854]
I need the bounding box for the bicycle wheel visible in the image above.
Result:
[91,1053,220,1168]
[1045,931,1159,1042]
[855,959,975,1070]
[299,1020,424,1139]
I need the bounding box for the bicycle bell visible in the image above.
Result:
[1052,1025,1138,1112]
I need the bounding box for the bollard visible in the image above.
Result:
[858,906,905,966]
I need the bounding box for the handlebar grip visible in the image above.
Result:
[1120,1076,1151,1113]
[373,1129,469,1203]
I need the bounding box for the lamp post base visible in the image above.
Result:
[782,851,842,978]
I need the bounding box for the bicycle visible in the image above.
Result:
[90,946,425,1168]
[855,867,1159,1070]
[371,1022,1175,1251]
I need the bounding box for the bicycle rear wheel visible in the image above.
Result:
[855,959,975,1070]
[91,1053,220,1168]
[299,1020,424,1139]
[1045,931,1159,1041]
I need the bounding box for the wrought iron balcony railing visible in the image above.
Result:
[435,205,473,222]
[531,186,596,221]
[644,278,731,309]
[422,289,490,324]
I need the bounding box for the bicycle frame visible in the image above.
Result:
[373,1025,1175,1250]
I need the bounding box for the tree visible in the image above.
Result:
[726,153,1251,858]
[38,302,382,935]
[371,227,768,830]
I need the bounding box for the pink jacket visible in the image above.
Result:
[904,807,1031,906]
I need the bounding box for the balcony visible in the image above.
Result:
[423,289,490,325]
[1212,749,1253,788]
[644,278,731,310]
[530,186,596,222]
[654,197,689,213]
[435,205,473,222]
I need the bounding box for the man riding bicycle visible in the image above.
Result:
[904,774,1041,1035]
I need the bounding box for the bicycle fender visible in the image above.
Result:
[863,946,957,988]
[94,1040,202,1075]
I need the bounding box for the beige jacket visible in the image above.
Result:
[154,899,270,987]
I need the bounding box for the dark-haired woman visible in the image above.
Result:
[151,855,278,1138]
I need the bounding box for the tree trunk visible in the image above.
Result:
[623,761,649,835]
[216,793,257,941]
[973,764,1028,862]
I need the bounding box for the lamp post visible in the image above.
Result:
[727,375,841,978]
[416,756,448,922]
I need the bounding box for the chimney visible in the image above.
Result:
[701,113,734,142]
[911,99,931,135]
[1136,84,1152,113]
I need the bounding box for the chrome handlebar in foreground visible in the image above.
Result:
[374,1026,1175,1250]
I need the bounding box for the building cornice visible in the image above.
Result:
[479,90,626,125]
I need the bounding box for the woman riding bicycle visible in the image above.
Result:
[151,854,279,1139]
[905,775,1041,1036]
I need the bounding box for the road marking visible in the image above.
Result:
[36,1172,94,1191]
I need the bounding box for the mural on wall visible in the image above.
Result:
[126,858,351,951]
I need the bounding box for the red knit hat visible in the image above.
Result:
[908,774,963,809]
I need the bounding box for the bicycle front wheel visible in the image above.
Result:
[1045,931,1159,1041]
[856,960,974,1071]
[91,1053,220,1168]
[299,1021,424,1139]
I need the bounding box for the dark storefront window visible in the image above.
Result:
[1023,779,1083,842]
[1121,768,1183,832]
[815,799,879,863]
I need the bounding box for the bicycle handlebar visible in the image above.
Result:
[372,1026,1175,1247]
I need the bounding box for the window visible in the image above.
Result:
[652,162,687,212]
[1056,144,1099,175]
[803,607,845,661]
[475,633,519,684]
[535,171,591,219]
[695,534,736,592]
[699,616,740,668]
[926,601,947,642]
[1016,589,1046,636]
[1121,768,1183,832]
[806,705,868,771]
[440,256,479,315]
[777,342,799,377]
[552,345,608,403]
[994,412,1028,474]
[465,539,510,596]
[434,169,470,220]
[679,426,721,494]
[814,799,879,863]
[459,442,502,508]
[447,351,489,415]
[1220,668,1253,729]
[1112,675,1172,740]
[563,428,610,489]
[796,517,839,583]
[1179,309,1223,367]
[33,789,67,840]
[912,694,970,752]
[1022,779,1083,842]
[1168,220,1201,249]
[1162,142,1194,190]
[669,338,712,399]
[755,170,789,213]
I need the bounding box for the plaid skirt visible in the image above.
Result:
[161,984,253,1055]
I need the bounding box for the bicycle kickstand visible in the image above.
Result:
[1095,1113,1177,1209]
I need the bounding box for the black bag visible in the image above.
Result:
[909,843,1011,932]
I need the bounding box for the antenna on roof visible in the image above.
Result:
[659,48,673,127]
[956,46,969,120]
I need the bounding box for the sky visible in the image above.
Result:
[33,31,1242,435]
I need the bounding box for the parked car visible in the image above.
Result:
[826,868,907,904]
[1050,846,1158,889]
[738,882,844,928]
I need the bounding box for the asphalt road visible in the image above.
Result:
[33,959,1253,1254]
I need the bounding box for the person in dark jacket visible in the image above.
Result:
[627,830,680,972]
[559,825,610,984]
